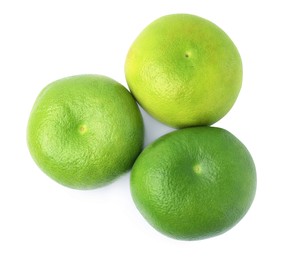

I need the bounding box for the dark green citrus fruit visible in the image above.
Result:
[130,127,256,240]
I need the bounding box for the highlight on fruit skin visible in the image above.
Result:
[27,74,144,189]
[125,13,243,128]
[130,127,256,240]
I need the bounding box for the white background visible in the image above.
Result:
[1,0,289,259]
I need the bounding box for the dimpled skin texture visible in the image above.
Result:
[130,127,256,240]
[27,75,144,189]
[125,14,243,128]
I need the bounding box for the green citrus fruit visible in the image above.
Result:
[125,14,243,128]
[130,127,256,240]
[27,75,144,189]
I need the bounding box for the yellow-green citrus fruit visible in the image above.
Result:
[27,75,144,189]
[125,14,243,128]
[131,127,256,240]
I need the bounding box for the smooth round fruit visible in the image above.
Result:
[27,75,144,189]
[130,127,256,240]
[125,14,243,128]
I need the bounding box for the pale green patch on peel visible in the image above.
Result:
[78,124,88,135]
[193,164,202,174]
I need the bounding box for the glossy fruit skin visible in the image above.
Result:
[27,75,144,189]
[130,127,256,240]
[125,14,243,128]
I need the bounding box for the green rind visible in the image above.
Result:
[27,74,144,189]
[130,127,256,240]
[125,14,243,128]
